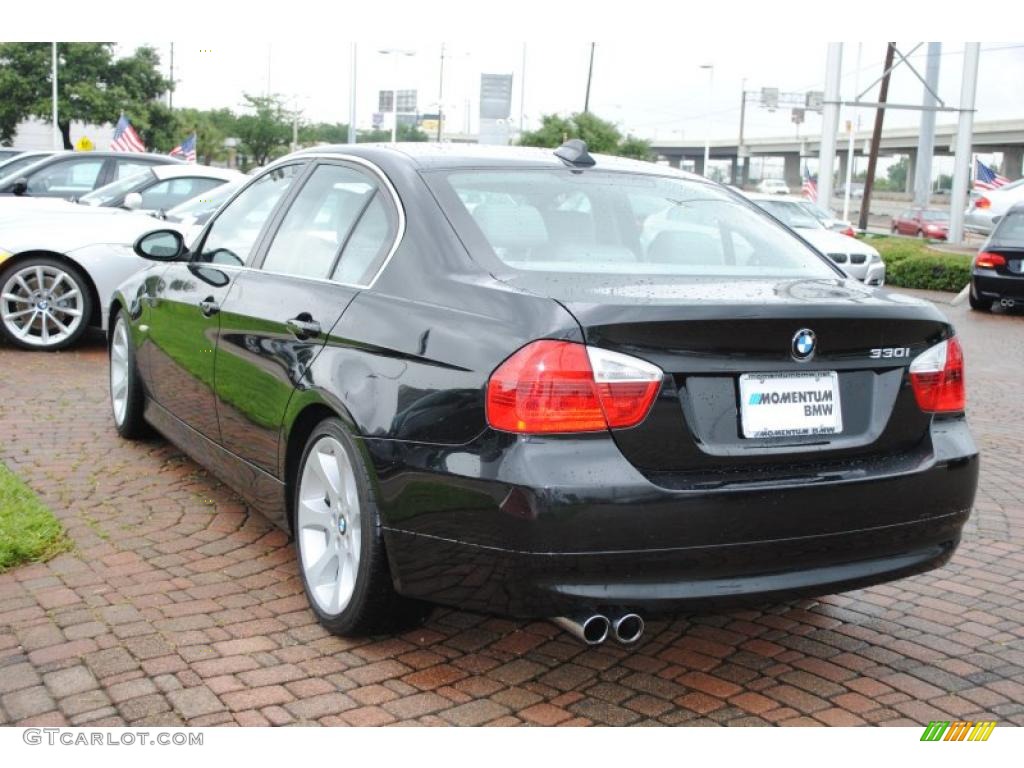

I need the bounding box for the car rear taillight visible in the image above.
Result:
[842,227,856,238]
[975,251,1006,268]
[486,340,663,434]
[909,337,965,413]
[975,196,991,209]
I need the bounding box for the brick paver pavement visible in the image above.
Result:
[1,290,1022,727]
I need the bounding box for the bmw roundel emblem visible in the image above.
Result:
[791,328,817,361]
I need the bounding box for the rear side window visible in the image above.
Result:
[261,164,378,280]
[991,212,1024,247]
[431,170,838,279]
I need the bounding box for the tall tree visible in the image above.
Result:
[235,94,292,167]
[0,42,169,149]
[518,112,650,159]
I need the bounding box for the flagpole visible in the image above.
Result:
[52,42,60,150]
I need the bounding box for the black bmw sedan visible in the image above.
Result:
[969,201,1024,311]
[108,141,978,645]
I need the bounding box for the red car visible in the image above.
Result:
[891,208,949,240]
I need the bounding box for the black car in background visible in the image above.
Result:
[0,150,181,198]
[108,142,978,645]
[970,202,1024,311]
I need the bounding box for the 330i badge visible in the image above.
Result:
[106,140,979,645]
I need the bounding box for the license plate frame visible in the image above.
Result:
[739,371,843,439]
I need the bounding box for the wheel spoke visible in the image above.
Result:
[35,266,45,293]
[1,293,31,305]
[1,307,34,320]
[48,312,69,335]
[298,497,331,531]
[15,311,39,337]
[15,274,32,294]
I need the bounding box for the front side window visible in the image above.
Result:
[756,200,822,230]
[26,158,105,195]
[80,170,153,207]
[261,164,377,280]
[431,170,839,279]
[194,164,301,266]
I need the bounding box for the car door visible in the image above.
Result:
[145,162,305,440]
[213,160,399,474]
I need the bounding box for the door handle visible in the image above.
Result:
[287,315,322,339]
[199,298,220,317]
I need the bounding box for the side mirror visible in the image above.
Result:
[123,192,143,210]
[11,178,28,196]
[133,229,188,262]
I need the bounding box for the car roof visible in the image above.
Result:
[745,192,807,203]
[290,142,705,180]
[150,164,244,182]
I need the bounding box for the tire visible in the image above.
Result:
[293,418,429,636]
[109,309,149,439]
[968,284,993,312]
[0,255,93,350]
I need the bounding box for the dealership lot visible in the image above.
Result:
[0,291,1021,727]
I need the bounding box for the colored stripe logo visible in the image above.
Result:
[920,721,996,742]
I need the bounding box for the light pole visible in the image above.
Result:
[378,48,415,143]
[700,64,714,178]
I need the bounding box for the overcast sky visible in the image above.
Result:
[122,41,1024,144]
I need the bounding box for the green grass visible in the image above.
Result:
[859,235,973,292]
[0,462,71,571]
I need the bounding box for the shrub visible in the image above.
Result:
[886,253,972,292]
[859,236,972,292]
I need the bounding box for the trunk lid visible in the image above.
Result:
[501,273,952,482]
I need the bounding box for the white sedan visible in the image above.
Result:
[0,177,242,351]
[746,194,885,286]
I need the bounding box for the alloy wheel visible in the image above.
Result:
[0,264,84,348]
[297,436,363,616]
[110,317,130,426]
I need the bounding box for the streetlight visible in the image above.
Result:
[700,64,714,178]
[378,48,416,143]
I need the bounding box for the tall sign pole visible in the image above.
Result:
[816,43,843,207]
[913,43,941,206]
[948,43,981,245]
[52,42,61,150]
[583,43,595,113]
[347,44,357,144]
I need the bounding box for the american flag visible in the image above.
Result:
[974,158,1009,191]
[169,132,197,163]
[110,114,146,153]
[801,166,818,202]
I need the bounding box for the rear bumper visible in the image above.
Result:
[370,419,978,618]
[973,271,1024,301]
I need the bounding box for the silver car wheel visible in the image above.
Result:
[297,436,362,616]
[0,264,84,348]
[110,317,130,426]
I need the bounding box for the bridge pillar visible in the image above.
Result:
[740,157,750,188]
[837,152,849,193]
[1002,147,1023,180]
[691,155,705,177]
[904,149,916,194]
[730,156,738,185]
[783,153,801,191]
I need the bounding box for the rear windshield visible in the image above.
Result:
[430,169,839,279]
[991,212,1024,247]
[921,210,947,222]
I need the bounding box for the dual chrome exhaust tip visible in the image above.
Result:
[1000,298,1016,308]
[552,611,645,646]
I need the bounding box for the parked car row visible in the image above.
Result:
[0,163,244,349]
